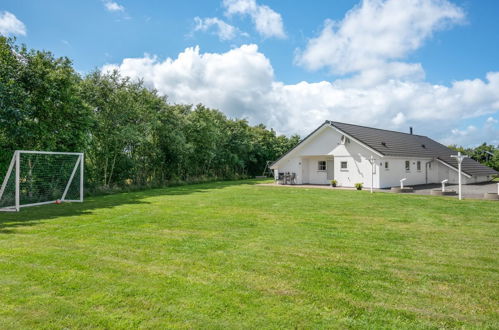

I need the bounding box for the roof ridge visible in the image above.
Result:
[329,120,427,138]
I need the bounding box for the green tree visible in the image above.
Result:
[0,37,92,173]
[1,38,304,192]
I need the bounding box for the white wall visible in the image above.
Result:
[379,159,492,187]
[434,162,491,184]
[379,158,434,188]
[272,125,491,187]
[272,156,302,182]
[331,143,380,188]
[464,175,493,184]
[299,126,340,156]
[305,156,330,184]
[272,125,382,187]
[272,125,339,185]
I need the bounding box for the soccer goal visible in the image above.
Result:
[0,151,84,212]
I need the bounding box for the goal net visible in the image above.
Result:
[0,151,84,211]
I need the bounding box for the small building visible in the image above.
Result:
[270,121,498,188]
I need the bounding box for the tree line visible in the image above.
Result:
[449,143,499,172]
[0,37,300,192]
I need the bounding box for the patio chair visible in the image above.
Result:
[284,172,290,185]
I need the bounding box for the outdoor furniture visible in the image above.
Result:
[277,172,284,184]
[277,172,296,185]
[284,172,290,184]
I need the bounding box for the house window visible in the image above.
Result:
[318,161,326,171]
[340,161,348,170]
[385,161,389,170]
[405,160,410,171]
[417,161,421,171]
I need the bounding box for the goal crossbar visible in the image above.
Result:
[0,150,84,212]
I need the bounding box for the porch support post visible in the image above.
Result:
[369,155,376,193]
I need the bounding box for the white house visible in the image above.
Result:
[270,121,498,189]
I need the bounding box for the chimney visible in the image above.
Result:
[409,126,413,135]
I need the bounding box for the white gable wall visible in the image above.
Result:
[299,125,340,156]
[272,125,381,187]
[330,138,380,188]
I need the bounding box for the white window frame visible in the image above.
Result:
[317,160,327,171]
[385,161,389,170]
[405,160,411,172]
[340,161,348,171]
[417,161,422,172]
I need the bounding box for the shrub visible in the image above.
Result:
[330,179,338,187]
[355,183,363,190]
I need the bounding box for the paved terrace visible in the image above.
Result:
[258,181,499,200]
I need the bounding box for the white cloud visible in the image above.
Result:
[103,45,275,123]
[392,112,406,126]
[193,17,243,41]
[104,1,125,12]
[101,0,497,147]
[296,0,464,79]
[103,44,499,146]
[486,116,498,124]
[0,11,26,36]
[443,119,499,146]
[223,0,286,38]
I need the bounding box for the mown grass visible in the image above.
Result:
[0,180,498,329]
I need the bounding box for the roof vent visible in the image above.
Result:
[421,144,426,148]
[410,126,413,135]
[381,142,387,147]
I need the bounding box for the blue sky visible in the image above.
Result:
[1,0,499,146]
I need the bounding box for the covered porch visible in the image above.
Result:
[275,155,334,185]
[300,155,334,185]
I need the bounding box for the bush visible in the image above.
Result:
[355,183,363,190]
[330,179,337,187]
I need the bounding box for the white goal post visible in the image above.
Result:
[0,150,84,212]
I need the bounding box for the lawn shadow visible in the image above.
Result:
[0,179,259,234]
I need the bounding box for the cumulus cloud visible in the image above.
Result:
[103,45,276,123]
[0,11,26,36]
[103,44,499,146]
[101,0,498,147]
[442,119,499,146]
[193,17,244,41]
[223,0,286,38]
[485,116,498,124]
[103,1,125,12]
[296,0,464,80]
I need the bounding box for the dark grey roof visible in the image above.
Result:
[330,121,498,177]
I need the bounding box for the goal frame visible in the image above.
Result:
[0,150,84,212]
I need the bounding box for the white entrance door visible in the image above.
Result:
[326,159,334,181]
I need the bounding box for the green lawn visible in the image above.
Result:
[0,180,498,329]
